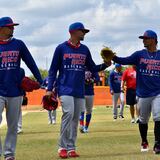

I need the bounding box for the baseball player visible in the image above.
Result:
[0,17,43,160]
[46,22,111,158]
[79,70,100,133]
[42,76,57,124]
[112,30,160,154]
[121,65,139,123]
[109,63,125,120]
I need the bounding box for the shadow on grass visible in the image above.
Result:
[19,130,60,135]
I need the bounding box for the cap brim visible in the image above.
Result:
[139,36,156,39]
[5,23,19,26]
[139,36,147,39]
[83,29,90,33]
[138,36,144,39]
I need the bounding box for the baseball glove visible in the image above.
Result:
[42,94,58,111]
[100,47,116,62]
[20,77,40,92]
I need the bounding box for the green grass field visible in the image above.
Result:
[1,107,160,160]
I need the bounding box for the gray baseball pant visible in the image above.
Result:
[59,96,85,151]
[17,108,22,131]
[17,97,23,131]
[112,92,124,117]
[81,95,94,114]
[137,94,160,123]
[0,96,22,157]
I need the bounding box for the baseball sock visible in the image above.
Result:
[79,112,84,126]
[85,113,91,129]
[139,122,148,143]
[154,121,160,144]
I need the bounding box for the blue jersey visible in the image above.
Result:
[113,49,160,97]
[85,71,100,96]
[19,68,25,96]
[48,41,108,98]
[0,38,43,97]
[109,70,122,93]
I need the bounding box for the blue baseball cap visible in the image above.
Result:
[69,22,89,33]
[115,63,121,68]
[139,30,157,39]
[0,17,19,27]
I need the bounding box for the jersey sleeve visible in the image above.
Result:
[85,46,109,72]
[113,51,140,66]
[48,45,62,91]
[20,40,43,84]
